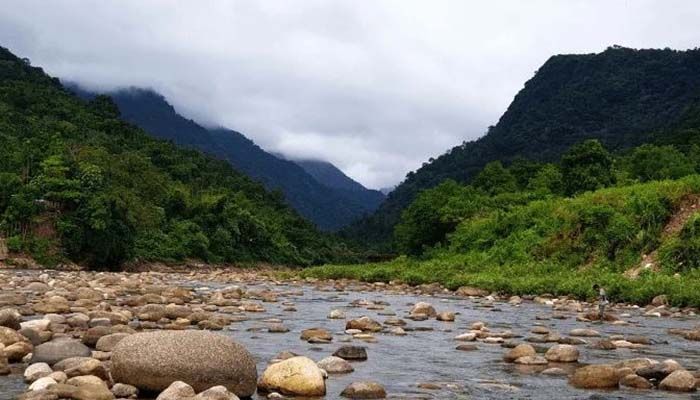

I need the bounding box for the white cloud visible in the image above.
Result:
[0,0,698,188]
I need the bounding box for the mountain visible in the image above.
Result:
[345,46,700,247]
[0,45,338,268]
[67,86,384,230]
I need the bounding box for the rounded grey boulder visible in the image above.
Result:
[111,330,257,396]
[30,338,92,365]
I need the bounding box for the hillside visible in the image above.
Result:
[0,46,339,268]
[68,86,384,230]
[345,46,700,247]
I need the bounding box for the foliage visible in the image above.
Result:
[0,46,341,269]
[560,140,615,195]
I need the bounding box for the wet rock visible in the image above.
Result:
[31,338,92,365]
[389,327,406,336]
[340,381,387,399]
[111,331,257,396]
[619,374,653,389]
[569,365,619,389]
[258,356,326,397]
[456,344,478,351]
[515,355,548,365]
[503,344,535,363]
[591,339,616,350]
[333,346,368,361]
[267,324,289,333]
[454,333,476,341]
[569,328,600,337]
[300,328,332,343]
[382,317,406,326]
[541,367,567,376]
[317,356,354,373]
[436,311,455,322]
[409,302,436,317]
[612,358,656,372]
[545,344,579,363]
[328,309,346,319]
[346,317,382,332]
[659,370,696,392]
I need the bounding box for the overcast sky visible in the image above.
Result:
[1,1,699,189]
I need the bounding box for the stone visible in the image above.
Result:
[22,319,51,332]
[333,345,368,361]
[456,286,488,297]
[328,309,346,319]
[456,344,478,351]
[156,381,196,400]
[541,367,567,376]
[0,326,26,346]
[0,308,22,330]
[436,311,455,322]
[514,355,548,365]
[300,328,332,342]
[95,333,130,352]
[569,328,600,337]
[409,302,436,317]
[24,362,53,382]
[569,365,619,389]
[340,381,387,399]
[29,377,57,391]
[4,340,33,362]
[194,386,241,400]
[544,344,579,363]
[111,383,139,399]
[31,339,92,365]
[659,370,697,392]
[503,344,535,363]
[454,332,476,341]
[258,356,326,397]
[111,331,257,396]
[651,295,668,307]
[137,304,166,322]
[619,374,653,389]
[317,356,354,373]
[346,317,382,332]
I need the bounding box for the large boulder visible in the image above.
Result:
[569,364,619,389]
[31,338,92,365]
[258,356,325,396]
[659,370,697,392]
[111,331,256,396]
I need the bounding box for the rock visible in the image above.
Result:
[346,317,382,332]
[612,358,656,372]
[659,370,696,392]
[619,374,653,389]
[0,326,26,346]
[111,331,257,397]
[258,356,325,397]
[333,346,368,361]
[29,377,57,391]
[0,353,8,375]
[25,362,53,382]
[61,358,109,380]
[267,324,289,333]
[31,339,92,365]
[4,340,33,362]
[111,383,139,399]
[48,382,115,400]
[436,312,455,322]
[328,309,346,319]
[454,332,476,341]
[456,286,488,297]
[514,355,548,365]
[340,381,387,399]
[541,367,567,376]
[300,328,332,343]
[651,295,668,307]
[544,344,579,363]
[156,381,196,400]
[137,304,166,322]
[33,296,70,314]
[95,332,130,352]
[0,308,22,330]
[194,386,241,400]
[66,374,108,388]
[503,344,535,363]
[82,326,111,347]
[22,319,51,332]
[409,302,436,317]
[317,356,354,373]
[569,328,600,337]
[569,365,619,389]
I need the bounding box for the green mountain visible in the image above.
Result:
[0,46,340,268]
[345,46,700,248]
[67,86,384,231]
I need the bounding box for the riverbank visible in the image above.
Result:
[2,268,700,399]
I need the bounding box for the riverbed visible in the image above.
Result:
[1,270,699,399]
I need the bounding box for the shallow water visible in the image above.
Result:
[2,276,700,399]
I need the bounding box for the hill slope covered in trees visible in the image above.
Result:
[68,86,384,230]
[0,46,341,268]
[344,46,700,248]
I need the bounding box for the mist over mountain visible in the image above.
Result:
[68,85,384,230]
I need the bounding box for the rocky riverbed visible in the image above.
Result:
[1,268,700,399]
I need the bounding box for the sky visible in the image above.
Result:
[1,1,699,189]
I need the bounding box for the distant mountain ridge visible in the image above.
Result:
[344,46,700,247]
[67,85,384,230]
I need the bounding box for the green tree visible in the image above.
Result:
[561,140,615,195]
[473,161,517,195]
[626,144,694,182]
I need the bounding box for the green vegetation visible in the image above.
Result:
[0,46,343,269]
[344,46,700,249]
[305,139,700,306]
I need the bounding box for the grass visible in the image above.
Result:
[303,176,700,307]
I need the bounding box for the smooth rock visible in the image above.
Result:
[258,356,325,397]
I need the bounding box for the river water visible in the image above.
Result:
[2,278,700,399]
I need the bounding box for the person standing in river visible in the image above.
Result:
[592,284,609,321]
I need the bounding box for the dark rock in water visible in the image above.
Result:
[341,381,387,399]
[333,346,368,361]
[456,344,478,351]
[637,364,673,382]
[111,330,257,397]
[30,339,91,365]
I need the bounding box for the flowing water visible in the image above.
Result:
[2,277,700,399]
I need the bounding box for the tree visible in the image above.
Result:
[527,164,563,195]
[626,144,694,182]
[473,161,518,195]
[561,140,615,196]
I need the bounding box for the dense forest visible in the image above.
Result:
[344,46,700,250]
[68,86,384,230]
[0,46,345,269]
